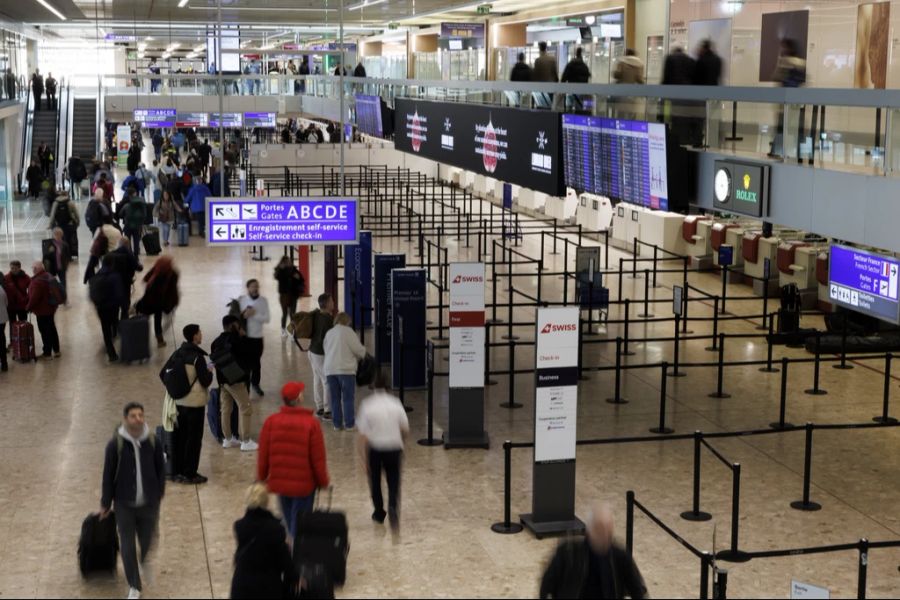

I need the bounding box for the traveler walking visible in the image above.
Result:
[0,276,8,372]
[26,159,43,199]
[92,173,115,209]
[540,504,648,599]
[612,48,645,119]
[357,369,408,530]
[152,190,183,247]
[37,141,51,178]
[693,40,722,86]
[197,139,212,178]
[83,214,123,283]
[48,192,80,260]
[4,261,31,322]
[238,279,270,397]
[323,312,366,431]
[4,68,16,101]
[304,293,334,419]
[31,69,43,110]
[561,47,592,83]
[274,256,304,335]
[230,483,299,600]
[89,254,125,362]
[211,315,257,451]
[151,130,164,163]
[662,46,695,85]
[510,52,532,81]
[27,261,62,358]
[45,73,57,110]
[107,237,143,321]
[67,155,87,202]
[100,402,165,600]
[533,41,558,82]
[135,256,180,348]
[185,178,211,238]
[257,381,330,540]
[769,38,807,158]
[42,227,71,294]
[161,324,214,484]
[120,188,148,258]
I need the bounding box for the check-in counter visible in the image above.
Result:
[682,216,712,266]
[724,228,745,269]
[473,174,486,197]
[545,189,579,222]
[711,224,739,267]
[816,252,832,312]
[439,165,462,185]
[743,234,781,295]
[778,242,817,290]
[482,177,499,200]
[494,180,520,205]
[575,193,614,233]
[638,210,687,258]
[518,188,547,212]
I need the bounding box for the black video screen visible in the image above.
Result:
[561,115,669,211]
[355,94,384,138]
[394,98,562,196]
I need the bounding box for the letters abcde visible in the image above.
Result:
[287,204,349,220]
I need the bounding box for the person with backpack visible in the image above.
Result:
[160,324,214,484]
[49,192,80,260]
[121,170,146,199]
[274,256,304,336]
[27,261,63,358]
[257,381,330,540]
[100,402,166,600]
[90,254,125,363]
[151,131,164,163]
[211,315,257,451]
[85,187,111,236]
[120,188,148,258]
[83,214,123,283]
[238,279,271,397]
[42,227,71,295]
[185,178,211,238]
[135,256,180,348]
[323,312,366,431]
[67,155,87,202]
[301,293,334,419]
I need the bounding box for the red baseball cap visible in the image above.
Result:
[281,381,305,403]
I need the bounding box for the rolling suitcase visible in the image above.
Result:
[78,512,119,577]
[11,321,37,363]
[177,222,189,247]
[142,226,162,256]
[293,488,349,585]
[119,315,150,364]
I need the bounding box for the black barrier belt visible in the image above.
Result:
[700,439,734,469]
[745,542,862,560]
[632,498,704,559]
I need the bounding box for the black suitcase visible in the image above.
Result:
[119,315,151,364]
[155,425,176,477]
[78,512,119,577]
[142,226,161,256]
[298,563,335,599]
[293,489,349,585]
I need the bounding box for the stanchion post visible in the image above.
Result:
[857,538,869,600]
[709,334,730,398]
[805,332,828,395]
[834,313,853,370]
[618,258,625,303]
[757,271,771,330]
[622,299,635,356]
[874,353,898,424]
[720,265,728,314]
[631,238,639,279]
[681,431,712,521]
[713,568,728,600]
[650,362,674,434]
[606,337,629,404]
[706,298,720,352]
[700,552,712,600]
[491,440,524,534]
[501,341,523,408]
[639,269,654,318]
[652,245,660,288]
[551,220,559,255]
[759,314,779,373]
[791,422,823,511]
[418,346,443,447]
[670,314,685,377]
[625,490,634,556]
[770,358,795,430]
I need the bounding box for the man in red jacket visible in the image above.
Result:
[26,261,62,358]
[4,261,31,322]
[258,381,330,539]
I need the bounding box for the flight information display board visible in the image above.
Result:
[133,108,175,127]
[244,112,276,128]
[395,98,562,196]
[210,112,243,128]
[561,115,669,210]
[355,94,384,138]
[828,244,900,324]
[176,112,209,128]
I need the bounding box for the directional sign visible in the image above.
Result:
[828,244,900,324]
[205,197,359,246]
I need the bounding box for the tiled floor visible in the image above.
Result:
[1,173,899,599]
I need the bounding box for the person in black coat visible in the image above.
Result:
[561,47,592,83]
[661,47,695,85]
[26,159,43,199]
[231,483,299,600]
[510,53,533,82]
[107,237,144,320]
[31,69,43,110]
[90,254,126,362]
[693,39,722,86]
[353,62,367,78]
[540,505,647,599]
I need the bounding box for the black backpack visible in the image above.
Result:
[84,201,101,231]
[210,333,247,385]
[54,201,72,227]
[78,512,119,577]
[159,350,196,399]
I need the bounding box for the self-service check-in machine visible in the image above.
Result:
[778,241,819,308]
[682,215,712,269]
[575,193,614,233]
[546,188,579,222]
[636,209,686,257]
[815,251,832,312]
[711,223,743,281]
[518,188,547,212]
[742,231,780,296]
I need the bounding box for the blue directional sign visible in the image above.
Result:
[205,197,359,246]
[828,244,900,324]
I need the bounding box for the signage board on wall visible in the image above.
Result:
[394,98,562,196]
[449,263,486,389]
[440,22,486,39]
[534,307,579,463]
[205,197,359,246]
[374,254,406,364]
[344,231,373,329]
[244,112,277,128]
[713,160,769,218]
[176,112,209,128]
[133,109,175,128]
[391,268,427,389]
[828,244,900,324]
[210,112,243,128]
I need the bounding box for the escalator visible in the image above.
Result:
[70,98,97,161]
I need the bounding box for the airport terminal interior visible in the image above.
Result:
[2,0,900,598]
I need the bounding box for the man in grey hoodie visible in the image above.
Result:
[100,402,166,600]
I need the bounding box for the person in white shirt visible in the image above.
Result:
[323,312,366,431]
[357,368,408,531]
[239,278,271,397]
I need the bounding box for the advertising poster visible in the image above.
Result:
[344,231,373,329]
[534,307,579,463]
[854,2,890,89]
[449,263,485,389]
[394,98,562,196]
[688,18,732,85]
[374,254,406,365]
[391,268,427,389]
[759,10,809,82]
[116,125,131,168]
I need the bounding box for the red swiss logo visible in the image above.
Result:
[452,275,484,284]
[541,323,577,334]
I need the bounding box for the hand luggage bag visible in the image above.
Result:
[298,563,335,599]
[119,315,150,364]
[293,489,349,585]
[11,321,37,363]
[177,222,189,246]
[142,226,162,256]
[78,512,119,577]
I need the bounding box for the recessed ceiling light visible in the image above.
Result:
[177,0,189,7]
[33,0,66,21]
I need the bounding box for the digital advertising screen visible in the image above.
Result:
[355,94,384,138]
[210,113,243,128]
[175,112,209,128]
[244,112,276,128]
[561,115,669,210]
[828,244,900,324]
[394,98,562,196]
[133,108,175,128]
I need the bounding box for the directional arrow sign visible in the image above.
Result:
[241,205,258,219]
[215,207,224,217]
[212,226,228,241]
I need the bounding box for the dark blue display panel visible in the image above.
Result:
[344,231,373,330]
[829,244,900,324]
[374,254,406,364]
[244,112,276,128]
[355,94,384,138]
[210,112,243,127]
[391,268,427,389]
[133,108,175,127]
[561,115,669,211]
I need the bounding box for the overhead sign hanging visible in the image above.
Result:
[828,244,900,324]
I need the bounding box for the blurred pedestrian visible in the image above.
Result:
[27,261,62,358]
[211,315,257,452]
[510,52,532,82]
[89,254,125,362]
[42,227,71,294]
[306,293,334,419]
[561,47,591,83]
[693,39,722,86]
[324,312,366,431]
[4,261,31,323]
[274,256,304,336]
[48,191,79,259]
[135,256,180,348]
[612,48,645,119]
[0,273,8,372]
[770,38,807,157]
[533,41,558,82]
